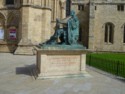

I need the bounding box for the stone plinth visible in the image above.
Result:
[35,48,89,79]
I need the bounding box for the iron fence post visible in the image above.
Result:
[116,61,120,76]
[89,55,91,66]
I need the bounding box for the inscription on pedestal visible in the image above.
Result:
[38,55,83,76]
[49,55,80,67]
[36,50,87,78]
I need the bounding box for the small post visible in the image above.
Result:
[89,55,91,66]
[116,61,120,76]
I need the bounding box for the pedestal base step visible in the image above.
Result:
[14,46,35,55]
[32,68,91,80]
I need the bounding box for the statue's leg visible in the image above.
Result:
[51,30,58,39]
[62,31,68,45]
[45,30,60,44]
[52,29,63,38]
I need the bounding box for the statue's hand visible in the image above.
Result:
[56,18,60,23]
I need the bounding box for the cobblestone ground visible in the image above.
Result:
[0,53,125,94]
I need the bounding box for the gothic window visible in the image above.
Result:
[123,25,125,43]
[7,12,19,40]
[104,23,114,44]
[6,0,14,5]
[95,6,97,10]
[78,5,84,11]
[117,4,124,11]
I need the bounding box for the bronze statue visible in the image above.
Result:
[40,10,79,46]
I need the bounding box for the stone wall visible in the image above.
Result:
[92,0,125,52]
[72,0,125,52]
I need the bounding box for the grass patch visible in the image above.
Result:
[87,53,125,62]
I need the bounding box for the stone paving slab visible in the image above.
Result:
[0,53,125,94]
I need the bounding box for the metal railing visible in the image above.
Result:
[86,55,125,78]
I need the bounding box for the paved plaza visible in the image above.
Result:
[0,53,125,94]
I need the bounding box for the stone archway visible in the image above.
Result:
[0,13,5,40]
[7,11,19,27]
[7,11,20,41]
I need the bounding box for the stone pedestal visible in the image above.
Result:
[34,48,89,79]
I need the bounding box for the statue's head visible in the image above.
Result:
[70,10,75,17]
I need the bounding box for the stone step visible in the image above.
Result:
[14,46,36,55]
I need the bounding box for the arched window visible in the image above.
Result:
[104,23,114,43]
[7,12,19,40]
[123,25,125,43]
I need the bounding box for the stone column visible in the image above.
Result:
[41,0,44,6]
[53,0,57,21]
[23,0,28,5]
[41,9,52,42]
[14,6,34,55]
[48,0,51,8]
[19,7,31,45]
[88,1,95,50]
[53,0,63,21]
[4,19,7,41]
[29,0,32,4]
[60,0,66,19]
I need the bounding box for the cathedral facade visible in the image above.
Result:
[0,0,125,54]
[0,0,67,54]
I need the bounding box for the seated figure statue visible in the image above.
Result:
[41,10,79,45]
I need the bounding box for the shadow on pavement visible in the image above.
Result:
[16,64,36,76]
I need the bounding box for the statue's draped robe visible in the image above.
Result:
[67,16,79,44]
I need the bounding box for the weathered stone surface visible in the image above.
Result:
[35,49,88,79]
[72,0,125,52]
[14,46,35,55]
